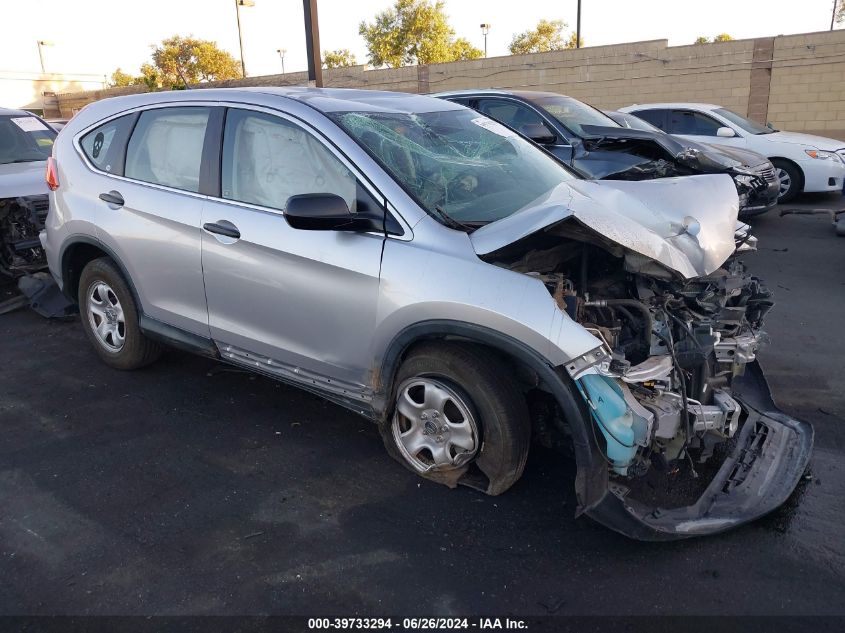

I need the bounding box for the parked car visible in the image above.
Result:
[434,89,777,217]
[619,102,845,202]
[47,118,70,132]
[604,109,779,216]
[44,88,811,540]
[0,107,56,276]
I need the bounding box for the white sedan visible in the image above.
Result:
[619,102,845,202]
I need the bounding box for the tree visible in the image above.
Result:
[838,0,845,24]
[150,36,242,88]
[109,68,137,87]
[323,49,357,69]
[359,0,483,67]
[509,19,578,55]
[695,34,734,44]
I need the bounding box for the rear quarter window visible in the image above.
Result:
[80,114,136,174]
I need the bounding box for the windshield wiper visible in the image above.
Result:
[433,205,476,232]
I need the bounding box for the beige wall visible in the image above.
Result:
[1,72,106,116]
[55,29,845,141]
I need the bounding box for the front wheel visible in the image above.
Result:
[772,159,802,203]
[381,342,530,495]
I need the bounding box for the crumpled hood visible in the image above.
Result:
[699,142,769,168]
[470,174,739,279]
[0,161,49,198]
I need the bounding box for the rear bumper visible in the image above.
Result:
[584,361,813,541]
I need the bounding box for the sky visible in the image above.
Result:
[2,0,842,81]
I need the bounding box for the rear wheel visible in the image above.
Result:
[381,342,530,495]
[772,159,802,203]
[78,258,162,370]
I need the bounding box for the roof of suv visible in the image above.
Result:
[82,87,463,117]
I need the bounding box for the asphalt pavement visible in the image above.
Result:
[1,194,844,618]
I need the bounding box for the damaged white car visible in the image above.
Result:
[44,88,812,540]
[0,107,55,277]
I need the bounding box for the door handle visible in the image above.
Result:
[203,221,241,240]
[98,190,124,207]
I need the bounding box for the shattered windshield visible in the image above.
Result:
[530,96,620,136]
[330,109,577,224]
[0,115,56,164]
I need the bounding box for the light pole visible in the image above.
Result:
[276,48,287,74]
[576,0,582,48]
[480,23,491,57]
[235,0,255,78]
[37,40,54,73]
[832,0,840,30]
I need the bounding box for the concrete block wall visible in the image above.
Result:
[55,29,845,141]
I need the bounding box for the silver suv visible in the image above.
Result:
[44,88,812,540]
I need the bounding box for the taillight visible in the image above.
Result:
[46,156,59,191]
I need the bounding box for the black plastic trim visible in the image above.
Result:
[199,106,224,197]
[138,314,220,359]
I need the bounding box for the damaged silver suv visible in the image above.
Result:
[44,88,812,540]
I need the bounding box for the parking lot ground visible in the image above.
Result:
[1,194,844,617]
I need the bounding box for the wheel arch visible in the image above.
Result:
[60,237,142,310]
[373,319,609,512]
[769,156,805,190]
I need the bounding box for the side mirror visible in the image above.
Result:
[284,193,382,232]
[766,122,775,130]
[519,123,556,145]
[716,126,736,138]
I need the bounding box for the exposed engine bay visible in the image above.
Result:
[485,224,773,483]
[0,195,48,277]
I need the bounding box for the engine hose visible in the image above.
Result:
[586,299,654,349]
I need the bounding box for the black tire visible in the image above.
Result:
[380,342,530,496]
[772,159,802,203]
[836,217,845,237]
[78,257,162,370]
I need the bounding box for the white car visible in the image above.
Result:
[619,102,845,202]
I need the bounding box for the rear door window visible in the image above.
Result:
[631,109,667,131]
[80,114,136,174]
[125,107,210,192]
[666,110,723,136]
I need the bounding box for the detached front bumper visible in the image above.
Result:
[584,361,813,541]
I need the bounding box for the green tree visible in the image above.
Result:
[450,37,484,61]
[509,19,578,55]
[838,0,845,24]
[323,49,358,69]
[695,33,734,44]
[359,0,482,67]
[109,68,136,87]
[150,35,241,88]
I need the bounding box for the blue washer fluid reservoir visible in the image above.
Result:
[576,374,637,475]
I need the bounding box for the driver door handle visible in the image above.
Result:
[203,221,241,240]
[98,191,124,207]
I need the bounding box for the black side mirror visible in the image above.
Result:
[519,123,556,145]
[284,193,382,232]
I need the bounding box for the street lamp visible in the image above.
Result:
[36,40,54,74]
[235,0,255,78]
[276,48,287,74]
[480,23,491,57]
[576,0,582,49]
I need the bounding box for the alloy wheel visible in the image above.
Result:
[391,377,479,472]
[87,281,126,352]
